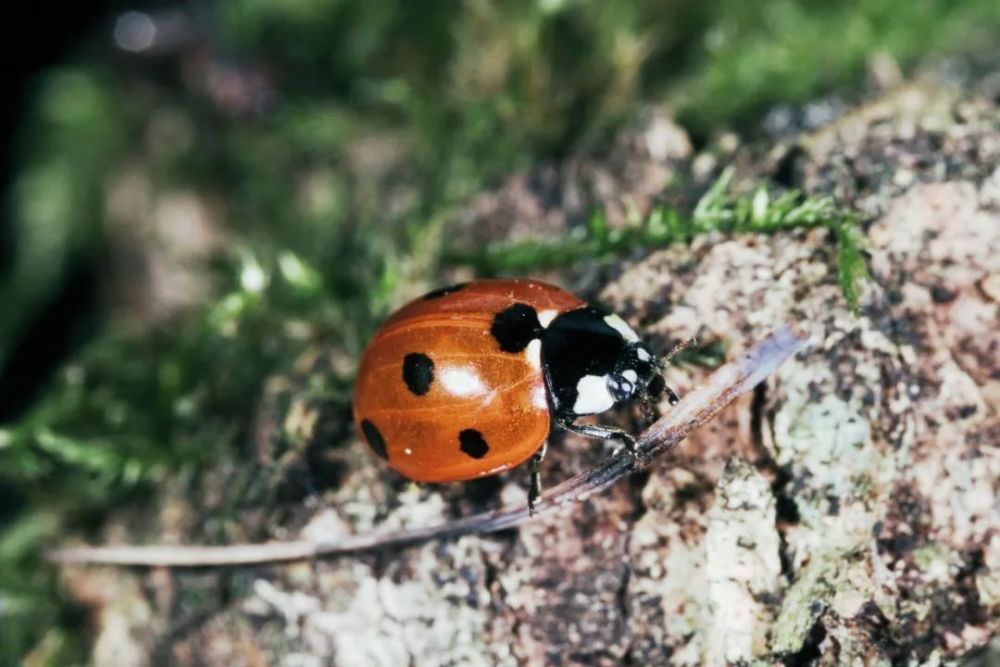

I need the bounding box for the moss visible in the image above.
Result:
[671,0,1000,134]
[0,251,350,661]
[0,68,126,373]
[449,168,869,313]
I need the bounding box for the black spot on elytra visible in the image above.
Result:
[490,303,542,352]
[422,282,469,300]
[402,352,434,395]
[360,419,388,460]
[459,429,490,459]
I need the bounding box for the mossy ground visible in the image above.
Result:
[1,0,998,662]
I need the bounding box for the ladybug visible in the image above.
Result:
[352,278,677,510]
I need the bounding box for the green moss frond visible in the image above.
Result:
[448,168,870,313]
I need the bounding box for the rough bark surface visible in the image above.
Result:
[60,81,998,666]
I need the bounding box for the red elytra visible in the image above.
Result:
[352,279,585,482]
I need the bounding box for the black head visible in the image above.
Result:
[607,341,660,403]
[540,307,664,418]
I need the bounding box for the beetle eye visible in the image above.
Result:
[646,374,666,398]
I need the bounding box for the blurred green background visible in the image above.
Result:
[1,0,998,662]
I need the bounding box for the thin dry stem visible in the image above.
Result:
[47,323,808,568]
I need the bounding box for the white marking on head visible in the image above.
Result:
[439,367,486,397]
[573,374,615,415]
[531,383,549,409]
[604,314,640,342]
[525,339,542,370]
[623,369,638,384]
[636,347,651,362]
[404,448,413,456]
[537,309,558,328]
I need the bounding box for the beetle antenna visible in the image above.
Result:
[657,337,699,371]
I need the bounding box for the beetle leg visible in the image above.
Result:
[527,441,548,515]
[650,357,682,409]
[640,375,673,424]
[640,392,658,424]
[558,417,637,456]
[653,337,691,408]
[639,382,679,426]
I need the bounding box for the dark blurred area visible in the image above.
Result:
[3,2,123,177]
[1,3,125,419]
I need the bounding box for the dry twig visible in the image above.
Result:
[48,323,808,568]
